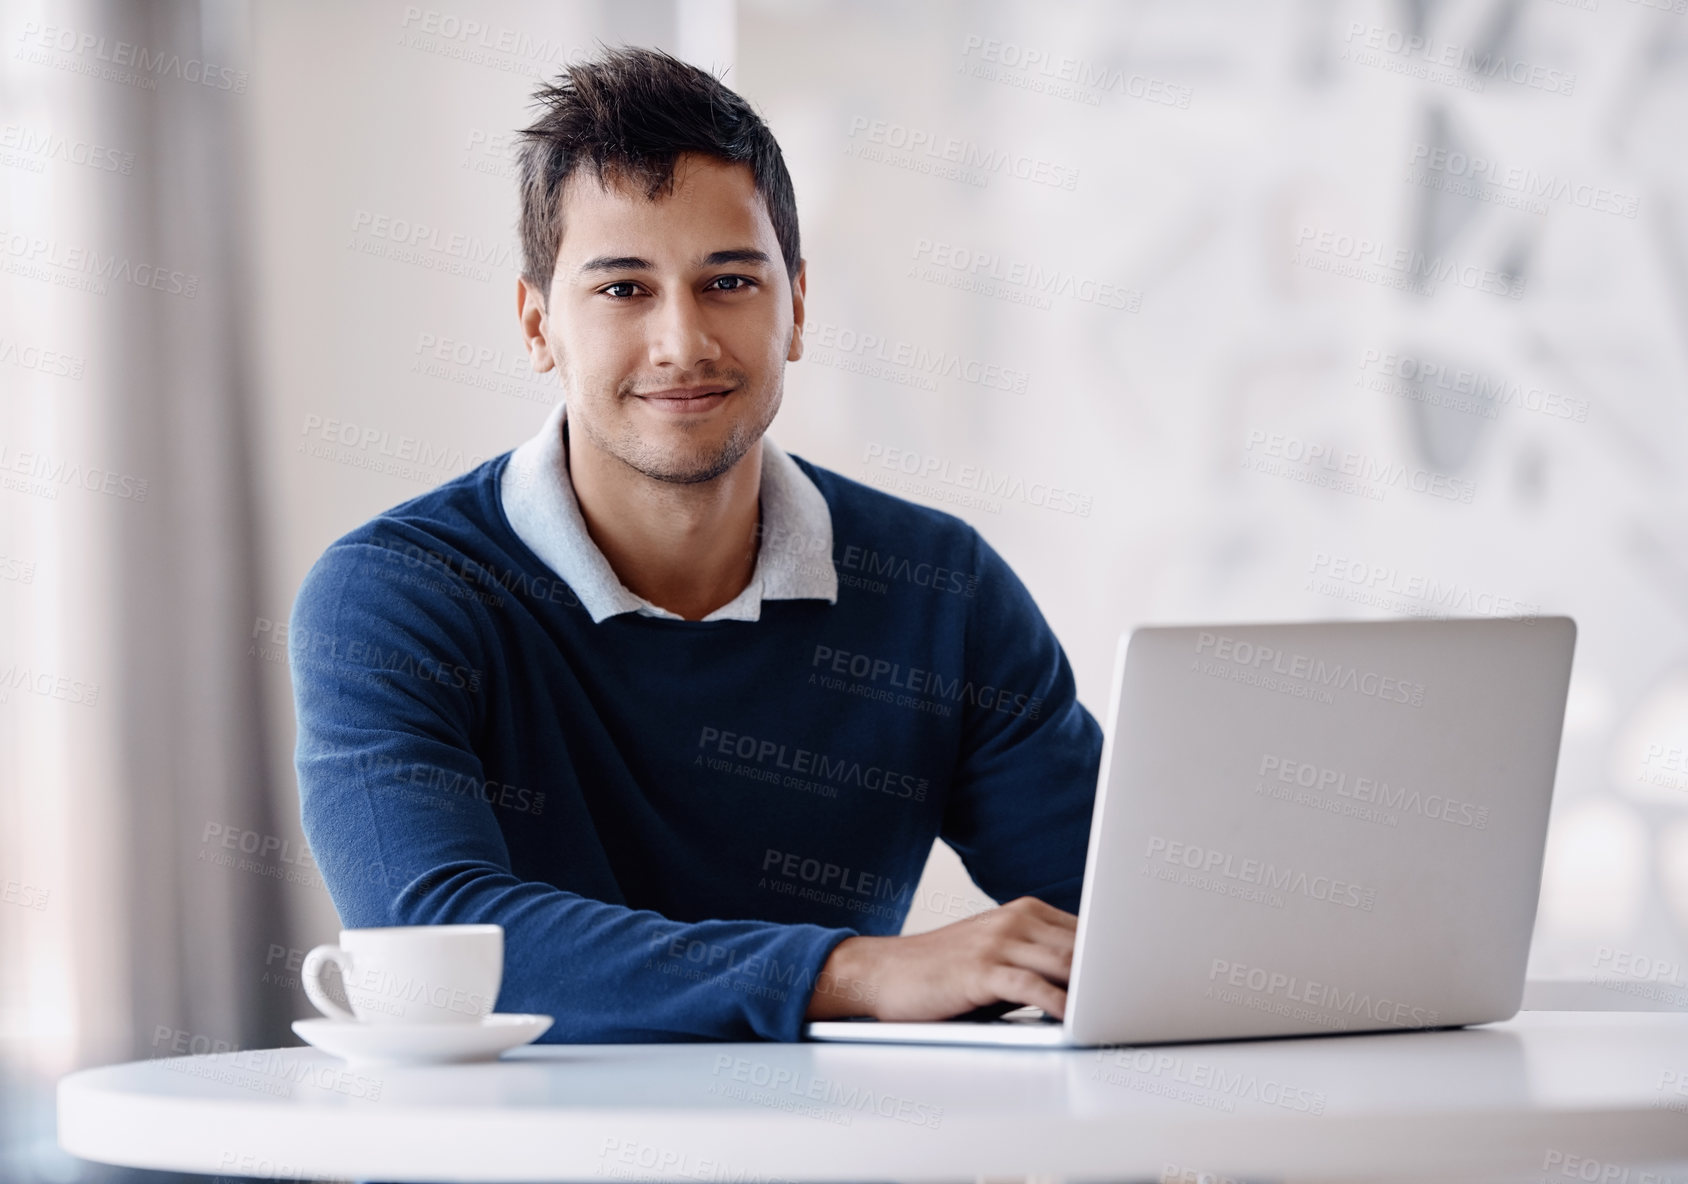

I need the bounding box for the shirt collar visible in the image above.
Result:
[499,400,837,624]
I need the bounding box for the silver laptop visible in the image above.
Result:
[804,616,1576,1047]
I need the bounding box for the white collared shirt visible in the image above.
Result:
[499,400,838,623]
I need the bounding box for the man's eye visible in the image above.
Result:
[602,282,641,299]
[709,275,756,293]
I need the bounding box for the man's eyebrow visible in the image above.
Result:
[577,254,651,276]
[574,248,773,277]
[700,248,773,268]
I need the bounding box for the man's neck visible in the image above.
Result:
[565,419,761,622]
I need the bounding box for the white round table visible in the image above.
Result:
[57,1012,1688,1183]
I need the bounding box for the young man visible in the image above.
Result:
[290,46,1101,1043]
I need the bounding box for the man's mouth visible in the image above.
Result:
[635,385,734,413]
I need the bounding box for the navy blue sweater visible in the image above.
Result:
[289,451,1101,1043]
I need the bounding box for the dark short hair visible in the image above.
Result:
[514,45,801,300]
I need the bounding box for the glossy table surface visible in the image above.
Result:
[56,1011,1688,1183]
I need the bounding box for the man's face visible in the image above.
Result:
[522,153,805,485]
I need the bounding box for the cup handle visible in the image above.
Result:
[301,944,358,1022]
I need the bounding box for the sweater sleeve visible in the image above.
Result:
[937,529,1102,915]
[289,539,857,1043]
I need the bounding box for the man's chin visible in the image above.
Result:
[620,435,754,486]
[633,458,740,485]
[572,394,774,486]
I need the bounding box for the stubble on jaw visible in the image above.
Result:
[596,375,763,486]
[562,327,794,486]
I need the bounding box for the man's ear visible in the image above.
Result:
[517,276,556,373]
[786,258,807,363]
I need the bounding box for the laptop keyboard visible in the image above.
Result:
[945,1002,1059,1024]
[995,1006,1060,1024]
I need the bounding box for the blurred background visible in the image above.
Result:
[3,0,1687,1178]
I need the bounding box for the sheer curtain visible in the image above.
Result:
[0,1,291,1179]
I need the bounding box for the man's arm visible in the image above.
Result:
[805,527,1101,1021]
[290,538,861,1042]
[940,527,1101,909]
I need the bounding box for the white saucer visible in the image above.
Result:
[292,1013,554,1067]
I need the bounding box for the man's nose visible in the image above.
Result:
[647,292,722,371]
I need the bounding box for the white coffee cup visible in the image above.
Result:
[301,924,503,1025]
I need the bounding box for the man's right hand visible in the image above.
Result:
[804,896,1077,1022]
